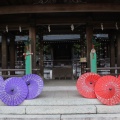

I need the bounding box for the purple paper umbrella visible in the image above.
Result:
[0,76,4,91]
[0,76,4,100]
[22,74,44,99]
[0,77,28,106]
[0,76,4,83]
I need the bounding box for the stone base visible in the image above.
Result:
[0,114,120,120]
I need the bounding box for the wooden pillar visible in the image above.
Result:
[109,32,115,74]
[29,26,36,73]
[86,25,93,68]
[9,36,15,75]
[80,34,87,74]
[116,31,120,74]
[39,35,44,77]
[80,34,84,58]
[1,34,8,75]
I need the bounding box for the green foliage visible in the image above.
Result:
[73,43,81,54]
[44,44,51,54]
[92,37,100,49]
[36,40,40,54]
[24,37,31,46]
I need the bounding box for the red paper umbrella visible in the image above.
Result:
[95,75,120,105]
[118,75,120,79]
[76,72,101,98]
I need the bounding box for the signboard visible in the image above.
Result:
[80,57,87,62]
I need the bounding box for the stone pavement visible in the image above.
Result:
[0,80,120,120]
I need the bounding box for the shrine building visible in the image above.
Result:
[0,0,120,79]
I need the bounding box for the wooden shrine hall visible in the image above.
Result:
[0,0,120,79]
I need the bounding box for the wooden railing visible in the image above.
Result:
[85,67,120,76]
[0,69,40,78]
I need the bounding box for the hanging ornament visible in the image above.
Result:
[101,23,104,31]
[19,26,22,32]
[6,25,8,32]
[71,24,74,31]
[116,22,119,30]
[48,25,51,32]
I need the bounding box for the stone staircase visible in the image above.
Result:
[0,85,120,120]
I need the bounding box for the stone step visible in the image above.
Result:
[61,114,120,120]
[0,105,96,115]
[0,114,120,120]
[26,105,96,115]
[0,98,101,106]
[22,98,101,106]
[0,115,60,120]
[43,86,77,91]
[0,85,120,119]
[0,105,120,115]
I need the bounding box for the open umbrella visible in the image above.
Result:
[95,75,120,105]
[76,72,101,98]
[0,76,4,83]
[0,76,4,100]
[118,75,120,79]
[0,76,4,89]
[22,74,44,99]
[0,77,28,106]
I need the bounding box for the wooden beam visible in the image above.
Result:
[109,32,115,74]
[116,31,120,74]
[9,36,15,75]
[0,14,119,27]
[36,17,86,25]
[29,26,36,71]
[43,30,82,35]
[1,34,8,75]
[39,35,44,77]
[0,4,120,14]
[0,21,119,31]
